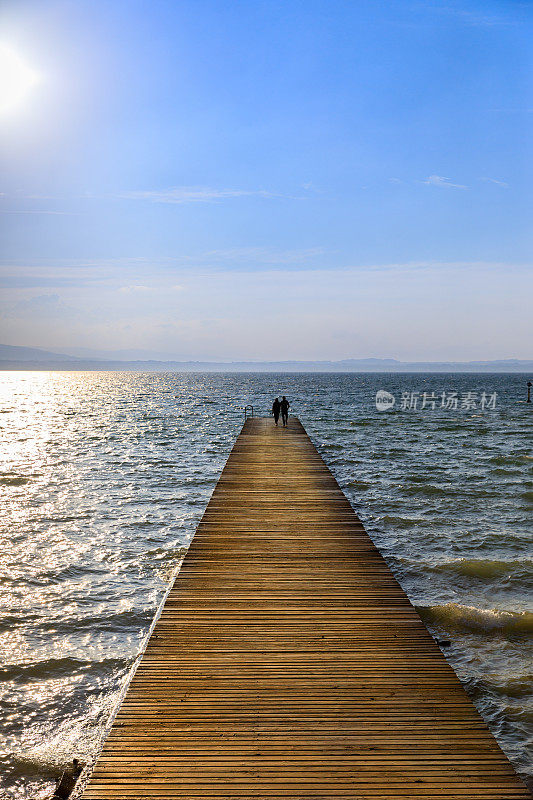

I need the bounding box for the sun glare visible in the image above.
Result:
[0,43,41,114]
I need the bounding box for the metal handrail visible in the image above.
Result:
[244,405,254,419]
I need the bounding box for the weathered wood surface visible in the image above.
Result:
[82,416,529,799]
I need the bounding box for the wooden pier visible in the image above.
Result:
[82,416,529,799]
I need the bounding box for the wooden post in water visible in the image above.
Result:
[80,416,529,799]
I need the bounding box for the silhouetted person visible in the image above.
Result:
[272,397,280,425]
[54,759,83,799]
[280,396,290,427]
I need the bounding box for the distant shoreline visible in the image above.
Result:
[1,344,531,373]
[1,363,532,373]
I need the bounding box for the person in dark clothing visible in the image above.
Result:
[280,396,290,427]
[53,759,84,799]
[272,397,281,425]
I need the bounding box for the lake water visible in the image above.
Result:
[0,371,531,798]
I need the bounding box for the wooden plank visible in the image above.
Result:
[81,416,529,798]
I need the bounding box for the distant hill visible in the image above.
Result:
[0,344,80,362]
[0,344,531,372]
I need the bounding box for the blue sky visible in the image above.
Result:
[0,0,531,360]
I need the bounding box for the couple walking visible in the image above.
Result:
[272,396,290,427]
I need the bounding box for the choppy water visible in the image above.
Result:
[0,371,531,798]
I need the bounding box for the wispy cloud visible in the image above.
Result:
[2,293,75,319]
[481,177,510,188]
[197,246,326,267]
[0,274,95,289]
[118,284,184,293]
[118,285,155,293]
[394,175,510,191]
[0,210,74,216]
[421,175,467,189]
[120,186,283,204]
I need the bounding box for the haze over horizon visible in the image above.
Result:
[1,0,531,361]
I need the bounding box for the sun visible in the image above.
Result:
[0,44,40,114]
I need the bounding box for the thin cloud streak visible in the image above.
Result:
[0,210,75,216]
[421,175,468,189]
[481,177,510,188]
[197,246,326,266]
[120,187,285,204]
